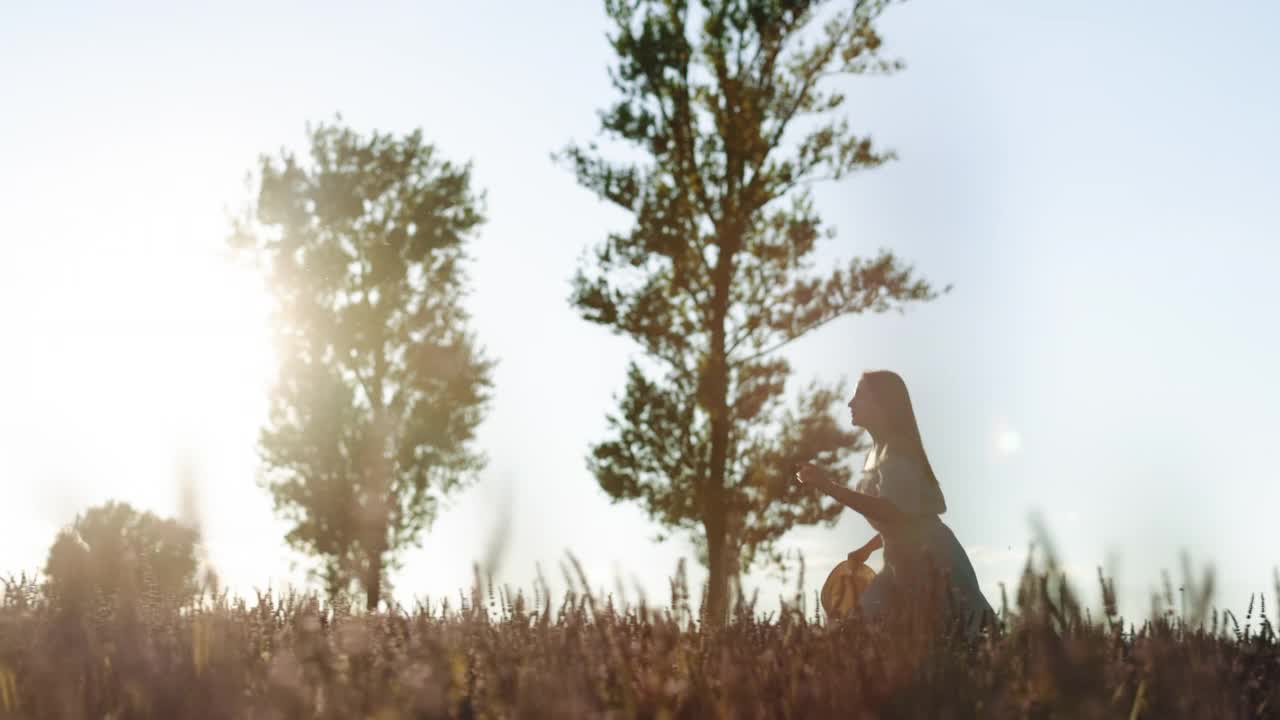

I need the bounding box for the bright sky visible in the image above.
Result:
[2,1,1277,622]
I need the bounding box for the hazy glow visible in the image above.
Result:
[0,140,284,587]
[46,253,269,440]
[2,1,1278,622]
[995,425,1022,458]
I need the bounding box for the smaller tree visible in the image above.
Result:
[44,501,201,608]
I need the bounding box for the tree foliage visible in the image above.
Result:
[561,0,941,622]
[230,120,492,610]
[44,500,200,607]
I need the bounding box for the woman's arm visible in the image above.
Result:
[795,464,904,525]
[819,479,903,525]
[848,534,883,565]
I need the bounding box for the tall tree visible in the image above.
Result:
[561,0,941,623]
[230,121,492,610]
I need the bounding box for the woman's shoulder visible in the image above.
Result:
[860,447,917,492]
[877,450,925,477]
[861,448,879,473]
[877,450,946,515]
[855,449,881,494]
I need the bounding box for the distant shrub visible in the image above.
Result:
[42,500,200,612]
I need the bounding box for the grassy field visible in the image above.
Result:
[1,557,1277,719]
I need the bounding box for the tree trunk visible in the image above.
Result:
[727,543,743,616]
[365,552,382,611]
[703,506,729,626]
[702,231,737,628]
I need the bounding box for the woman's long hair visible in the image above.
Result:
[861,370,945,504]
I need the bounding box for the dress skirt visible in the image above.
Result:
[858,516,995,638]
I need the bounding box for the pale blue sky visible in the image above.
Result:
[1,1,1277,620]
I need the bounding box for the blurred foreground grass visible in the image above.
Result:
[1,553,1277,719]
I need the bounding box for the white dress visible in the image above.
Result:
[854,448,994,637]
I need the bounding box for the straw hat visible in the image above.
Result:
[820,559,876,618]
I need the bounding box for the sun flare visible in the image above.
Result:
[6,237,275,526]
[994,425,1022,458]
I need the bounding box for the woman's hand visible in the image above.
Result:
[848,535,883,566]
[793,462,828,488]
[847,546,873,566]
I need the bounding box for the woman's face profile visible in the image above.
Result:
[847,379,882,431]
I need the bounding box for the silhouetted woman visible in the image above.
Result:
[794,370,994,636]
